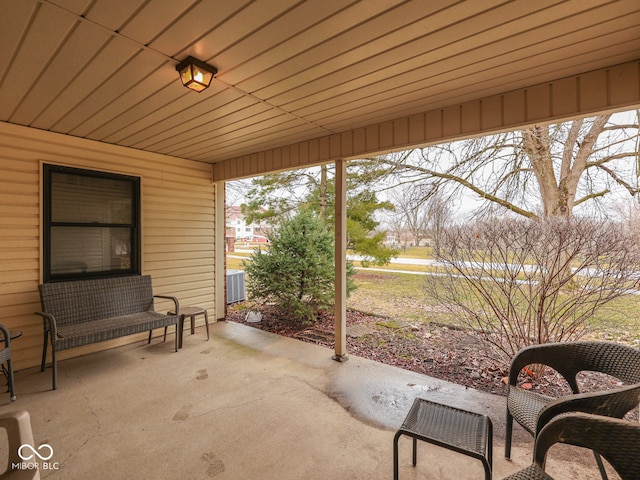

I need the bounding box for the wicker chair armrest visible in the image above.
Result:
[0,324,10,349]
[35,311,58,337]
[508,343,577,386]
[153,295,180,319]
[509,341,640,391]
[533,413,640,477]
[536,383,640,435]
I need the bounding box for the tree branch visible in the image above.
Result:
[385,161,538,218]
[574,190,610,206]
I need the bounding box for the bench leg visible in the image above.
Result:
[151,323,180,351]
[5,356,16,402]
[41,329,49,372]
[204,310,210,341]
[52,347,57,390]
[165,316,185,348]
[41,329,58,390]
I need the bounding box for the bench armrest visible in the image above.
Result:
[35,311,58,337]
[153,295,180,318]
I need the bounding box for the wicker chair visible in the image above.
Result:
[0,324,16,402]
[503,412,640,480]
[505,341,640,478]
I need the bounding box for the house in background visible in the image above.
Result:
[226,206,271,243]
[0,1,638,370]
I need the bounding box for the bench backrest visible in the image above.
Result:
[39,275,156,327]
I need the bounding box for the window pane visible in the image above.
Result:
[51,172,132,224]
[50,227,131,275]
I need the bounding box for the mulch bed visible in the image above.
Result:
[226,304,632,402]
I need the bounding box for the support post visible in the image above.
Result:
[333,159,348,361]
[214,181,227,321]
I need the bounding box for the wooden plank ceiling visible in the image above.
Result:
[0,0,638,166]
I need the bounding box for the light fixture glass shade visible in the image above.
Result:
[176,56,217,92]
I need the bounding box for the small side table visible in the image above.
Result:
[393,397,492,480]
[165,307,210,348]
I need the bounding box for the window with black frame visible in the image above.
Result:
[43,164,141,282]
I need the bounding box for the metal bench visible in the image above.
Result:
[36,275,180,390]
[394,397,493,480]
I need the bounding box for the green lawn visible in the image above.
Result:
[226,253,640,345]
[355,270,640,343]
[393,245,432,258]
[226,256,245,270]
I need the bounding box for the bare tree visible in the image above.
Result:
[373,113,640,219]
[426,191,452,254]
[359,112,640,359]
[389,184,430,245]
[388,184,453,248]
[225,179,251,208]
[383,211,406,248]
[424,217,640,365]
[613,196,640,231]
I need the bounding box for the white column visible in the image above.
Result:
[333,159,348,361]
[214,181,226,321]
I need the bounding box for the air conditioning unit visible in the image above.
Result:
[226,270,246,304]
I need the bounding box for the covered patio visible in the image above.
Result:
[0,1,639,478]
[1,0,638,375]
[1,322,608,479]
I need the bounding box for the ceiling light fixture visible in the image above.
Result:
[176,56,217,92]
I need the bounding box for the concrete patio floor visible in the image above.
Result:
[0,321,608,479]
